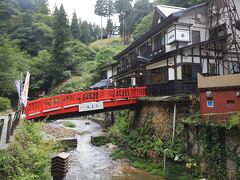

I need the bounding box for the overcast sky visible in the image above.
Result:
[48,0,154,27]
[48,0,118,27]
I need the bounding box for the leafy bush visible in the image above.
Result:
[0,120,61,179]
[63,121,76,128]
[228,113,240,128]
[0,97,11,111]
[109,111,129,145]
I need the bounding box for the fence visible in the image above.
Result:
[0,110,21,149]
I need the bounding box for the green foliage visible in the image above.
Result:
[106,19,113,35]
[132,12,153,41]
[63,121,76,128]
[202,124,227,179]
[80,21,91,44]
[30,50,52,91]
[0,37,31,96]
[90,37,124,48]
[70,11,81,40]
[228,113,240,128]
[133,0,153,20]
[109,111,130,144]
[0,120,61,179]
[0,97,11,111]
[112,148,198,179]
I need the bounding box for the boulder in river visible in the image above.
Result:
[91,135,109,146]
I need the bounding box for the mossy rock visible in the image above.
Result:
[91,135,109,146]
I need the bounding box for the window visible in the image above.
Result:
[209,63,217,75]
[227,100,235,104]
[153,33,164,51]
[182,64,201,81]
[150,67,168,84]
[182,65,192,81]
[192,31,200,44]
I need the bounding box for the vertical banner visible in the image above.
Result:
[20,71,30,107]
[15,80,22,97]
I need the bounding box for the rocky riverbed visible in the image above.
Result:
[42,118,163,180]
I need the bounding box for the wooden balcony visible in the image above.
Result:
[147,80,198,96]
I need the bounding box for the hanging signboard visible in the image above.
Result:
[167,30,176,44]
[79,102,104,112]
[167,29,190,44]
[20,71,30,107]
[176,30,190,42]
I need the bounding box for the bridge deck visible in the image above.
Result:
[25,87,146,120]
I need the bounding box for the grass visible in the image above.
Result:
[90,37,125,48]
[112,148,199,180]
[63,121,76,128]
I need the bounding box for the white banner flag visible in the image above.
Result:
[20,71,30,107]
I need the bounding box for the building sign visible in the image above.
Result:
[167,30,176,44]
[167,30,190,44]
[176,30,190,42]
[79,102,104,112]
[207,100,214,107]
[20,71,30,107]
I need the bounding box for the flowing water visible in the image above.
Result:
[58,118,164,180]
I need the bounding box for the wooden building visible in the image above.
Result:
[198,73,240,121]
[112,1,240,96]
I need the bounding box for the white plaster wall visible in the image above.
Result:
[146,60,167,70]
[168,68,175,80]
[107,69,113,79]
[177,66,182,80]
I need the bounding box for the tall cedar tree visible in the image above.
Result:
[115,0,133,43]
[80,21,91,44]
[106,0,114,19]
[52,4,69,84]
[106,19,113,35]
[70,11,81,40]
[95,0,107,39]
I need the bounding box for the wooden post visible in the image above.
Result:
[6,114,12,143]
[0,119,4,141]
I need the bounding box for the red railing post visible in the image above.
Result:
[61,93,64,113]
[114,88,117,102]
[25,102,29,120]
[129,87,132,100]
[39,98,43,116]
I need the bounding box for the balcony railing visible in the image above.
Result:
[118,46,166,74]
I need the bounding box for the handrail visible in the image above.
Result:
[25,87,146,119]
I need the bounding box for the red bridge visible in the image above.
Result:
[25,87,146,120]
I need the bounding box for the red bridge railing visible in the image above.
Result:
[25,87,146,119]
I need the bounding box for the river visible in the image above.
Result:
[53,118,164,180]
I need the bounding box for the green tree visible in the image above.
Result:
[114,0,133,43]
[51,4,70,84]
[35,0,49,14]
[106,0,115,19]
[0,37,30,96]
[133,0,153,24]
[70,11,81,40]
[30,50,52,92]
[106,19,113,35]
[132,12,153,41]
[95,0,107,40]
[80,21,91,44]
